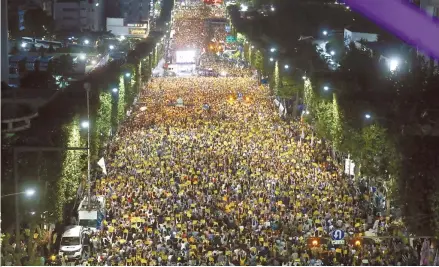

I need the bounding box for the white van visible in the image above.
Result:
[59,226,84,260]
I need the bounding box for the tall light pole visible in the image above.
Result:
[83,82,91,206]
[1,0,9,84]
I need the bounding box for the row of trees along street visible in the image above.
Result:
[1,0,175,262]
[1,32,167,267]
[228,0,439,238]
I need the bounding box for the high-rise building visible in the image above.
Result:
[53,0,105,32]
[119,0,153,23]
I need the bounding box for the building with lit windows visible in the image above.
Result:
[118,0,154,23]
[53,0,105,31]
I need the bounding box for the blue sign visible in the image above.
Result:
[225,25,231,33]
[331,229,345,240]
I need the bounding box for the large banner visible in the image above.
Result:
[176,50,196,64]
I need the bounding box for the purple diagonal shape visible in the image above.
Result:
[344,0,439,60]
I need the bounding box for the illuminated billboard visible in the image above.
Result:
[176,50,196,64]
[129,28,147,35]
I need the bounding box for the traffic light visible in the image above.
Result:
[307,237,321,247]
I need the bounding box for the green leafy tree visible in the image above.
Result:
[254,50,264,72]
[52,54,75,89]
[397,136,439,236]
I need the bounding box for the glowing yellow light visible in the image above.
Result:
[355,240,361,246]
[312,240,318,246]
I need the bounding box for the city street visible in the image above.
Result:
[82,2,419,266]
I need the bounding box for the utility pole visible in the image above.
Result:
[84,82,92,207]
[1,0,9,84]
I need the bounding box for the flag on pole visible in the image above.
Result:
[97,157,107,175]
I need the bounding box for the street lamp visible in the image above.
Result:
[365,113,371,119]
[84,39,90,45]
[389,58,399,72]
[21,42,27,48]
[109,45,115,50]
[81,120,89,128]
[95,2,99,6]
[25,188,35,196]
[125,73,131,78]
[271,6,275,11]
[269,57,274,62]
[330,50,335,56]
[284,64,289,69]
[112,88,118,93]
[323,86,329,91]
[1,188,36,198]
[270,47,276,52]
[323,30,328,36]
[302,76,307,80]
[251,45,254,49]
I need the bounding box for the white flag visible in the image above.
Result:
[97,157,107,175]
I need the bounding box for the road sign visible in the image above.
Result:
[331,230,345,240]
[331,240,345,245]
[226,35,236,43]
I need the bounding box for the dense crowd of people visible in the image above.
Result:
[83,4,425,266]
[80,71,421,265]
[199,54,251,77]
[2,2,435,266]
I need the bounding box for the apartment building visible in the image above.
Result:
[119,0,154,23]
[54,0,105,32]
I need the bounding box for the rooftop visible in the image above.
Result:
[361,41,404,58]
[345,19,384,34]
